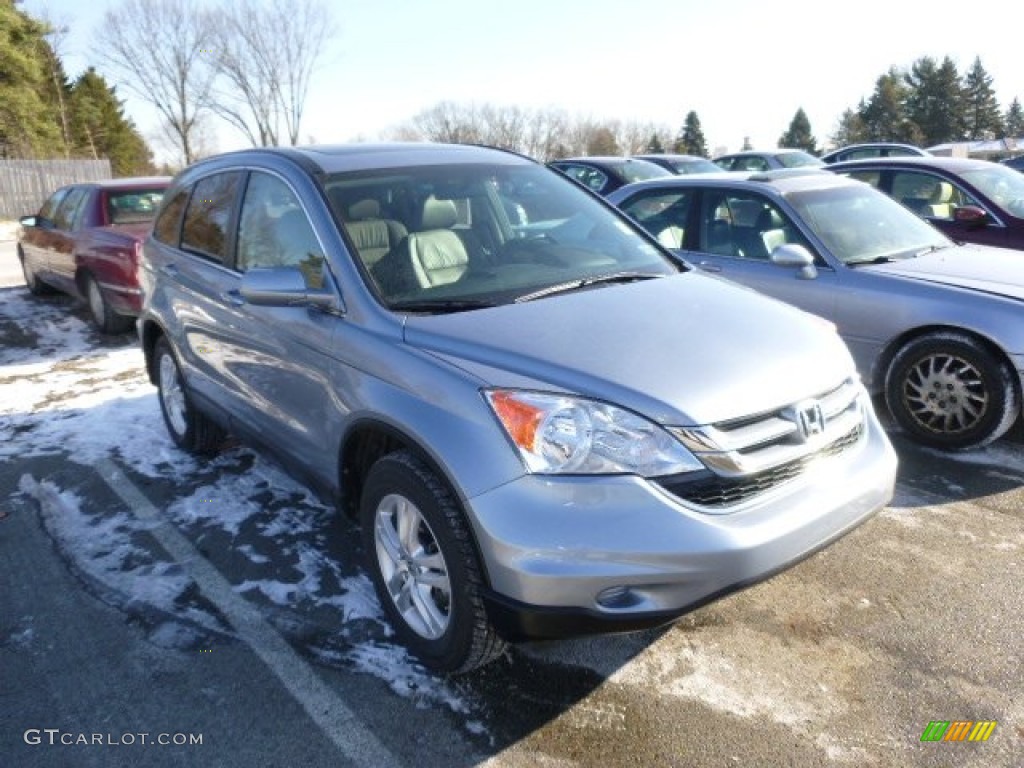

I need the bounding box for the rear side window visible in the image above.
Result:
[153,187,189,245]
[52,188,89,230]
[38,188,70,221]
[181,173,243,263]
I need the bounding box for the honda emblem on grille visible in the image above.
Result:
[794,400,826,441]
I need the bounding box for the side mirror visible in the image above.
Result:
[19,215,38,228]
[771,243,818,280]
[953,205,989,228]
[239,267,338,310]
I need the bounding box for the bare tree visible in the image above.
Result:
[210,0,335,146]
[35,8,73,156]
[94,0,217,165]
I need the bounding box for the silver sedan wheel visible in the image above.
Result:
[158,353,188,437]
[87,279,106,326]
[901,351,987,435]
[373,493,452,640]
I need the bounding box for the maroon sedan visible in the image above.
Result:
[827,157,1024,251]
[18,178,170,333]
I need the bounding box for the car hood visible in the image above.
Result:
[402,274,856,426]
[866,244,1024,301]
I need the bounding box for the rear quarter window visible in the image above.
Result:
[153,187,189,246]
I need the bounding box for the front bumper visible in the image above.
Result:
[467,404,897,641]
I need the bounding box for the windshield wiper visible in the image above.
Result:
[913,244,946,257]
[389,298,499,314]
[846,255,897,266]
[514,272,663,303]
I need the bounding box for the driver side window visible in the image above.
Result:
[698,192,808,260]
[236,172,325,289]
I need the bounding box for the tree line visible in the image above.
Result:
[832,56,1023,149]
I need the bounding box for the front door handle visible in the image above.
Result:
[220,289,245,307]
[697,261,722,273]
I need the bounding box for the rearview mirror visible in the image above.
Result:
[771,243,818,280]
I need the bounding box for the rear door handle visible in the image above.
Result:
[697,261,722,273]
[159,263,180,279]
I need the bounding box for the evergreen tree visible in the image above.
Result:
[860,68,919,144]
[1003,97,1024,138]
[962,56,1002,140]
[831,106,867,147]
[904,56,964,146]
[0,2,63,157]
[674,111,708,157]
[68,68,154,176]
[778,108,817,153]
[645,132,664,154]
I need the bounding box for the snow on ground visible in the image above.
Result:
[2,287,479,726]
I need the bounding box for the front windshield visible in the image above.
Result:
[323,163,678,310]
[960,165,1024,216]
[787,184,951,264]
[777,151,824,168]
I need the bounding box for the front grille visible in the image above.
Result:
[662,377,867,509]
[658,423,863,508]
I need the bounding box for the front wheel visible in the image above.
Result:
[885,332,1019,450]
[19,246,53,296]
[360,451,506,673]
[153,336,224,454]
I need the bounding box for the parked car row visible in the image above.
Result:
[16,140,1023,675]
[14,143,904,674]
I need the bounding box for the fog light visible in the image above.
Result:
[596,586,641,609]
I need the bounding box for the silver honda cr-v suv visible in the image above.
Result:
[139,143,897,673]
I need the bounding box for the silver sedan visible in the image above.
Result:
[608,170,1024,450]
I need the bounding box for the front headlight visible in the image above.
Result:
[484,389,703,476]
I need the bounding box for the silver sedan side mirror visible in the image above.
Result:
[771,243,818,280]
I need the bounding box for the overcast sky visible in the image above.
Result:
[24,0,1024,159]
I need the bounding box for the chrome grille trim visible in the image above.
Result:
[669,378,865,478]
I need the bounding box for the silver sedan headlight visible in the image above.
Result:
[484,389,703,476]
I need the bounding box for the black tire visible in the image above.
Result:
[153,336,224,454]
[360,451,506,674]
[885,332,1019,450]
[19,246,54,296]
[84,274,134,334]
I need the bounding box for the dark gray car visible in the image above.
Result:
[140,144,896,672]
[609,171,1024,450]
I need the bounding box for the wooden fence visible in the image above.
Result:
[0,158,112,219]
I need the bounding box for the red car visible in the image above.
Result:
[18,177,170,332]
[827,157,1024,252]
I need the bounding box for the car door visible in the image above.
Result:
[222,169,340,477]
[885,169,1008,247]
[684,188,839,324]
[47,187,93,290]
[21,187,71,282]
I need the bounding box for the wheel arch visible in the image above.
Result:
[337,417,497,588]
[873,323,1020,403]
[139,318,168,385]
